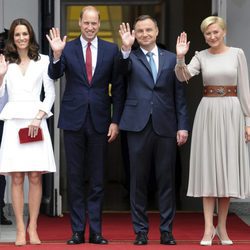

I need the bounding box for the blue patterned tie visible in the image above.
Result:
[147,52,157,83]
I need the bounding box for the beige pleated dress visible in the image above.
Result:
[175,47,250,198]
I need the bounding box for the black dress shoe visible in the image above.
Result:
[89,233,108,244]
[0,214,12,225]
[134,232,148,245]
[67,232,84,244]
[160,232,176,245]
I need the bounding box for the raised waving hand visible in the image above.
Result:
[119,22,135,51]
[0,54,8,86]
[46,27,67,60]
[176,32,190,58]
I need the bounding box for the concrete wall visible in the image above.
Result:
[223,0,250,203]
[0,0,39,34]
[226,0,250,65]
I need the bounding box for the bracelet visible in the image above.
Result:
[176,58,185,66]
[35,116,42,120]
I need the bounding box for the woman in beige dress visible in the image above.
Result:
[175,16,250,246]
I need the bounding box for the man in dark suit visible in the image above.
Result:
[118,16,189,245]
[46,6,124,245]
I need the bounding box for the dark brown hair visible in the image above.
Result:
[4,18,40,64]
[133,15,158,29]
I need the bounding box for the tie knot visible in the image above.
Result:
[87,42,91,48]
[147,51,154,58]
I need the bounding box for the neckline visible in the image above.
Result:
[206,47,231,56]
[17,60,31,76]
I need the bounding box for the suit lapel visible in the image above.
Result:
[157,48,165,81]
[135,48,152,76]
[136,48,162,85]
[74,37,88,84]
[93,38,104,83]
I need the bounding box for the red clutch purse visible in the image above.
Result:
[18,127,43,144]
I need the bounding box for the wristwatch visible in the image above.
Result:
[35,115,42,120]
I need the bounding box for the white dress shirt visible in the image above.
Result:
[80,36,98,76]
[121,45,159,71]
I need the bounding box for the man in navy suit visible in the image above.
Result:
[118,16,189,245]
[47,6,124,245]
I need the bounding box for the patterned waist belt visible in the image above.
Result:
[203,85,237,97]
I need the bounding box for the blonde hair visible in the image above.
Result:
[200,16,226,33]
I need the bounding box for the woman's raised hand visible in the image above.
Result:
[0,54,8,78]
[119,22,135,51]
[176,32,190,58]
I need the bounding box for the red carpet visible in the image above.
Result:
[1,212,250,249]
[34,212,250,243]
[0,244,250,250]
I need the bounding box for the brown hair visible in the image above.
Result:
[4,18,40,64]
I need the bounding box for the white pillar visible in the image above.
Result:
[53,0,62,216]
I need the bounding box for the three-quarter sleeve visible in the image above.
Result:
[236,48,250,126]
[39,55,56,115]
[175,51,202,82]
[0,75,7,97]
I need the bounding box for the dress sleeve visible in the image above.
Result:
[237,48,250,126]
[175,51,202,82]
[0,75,7,97]
[39,55,56,115]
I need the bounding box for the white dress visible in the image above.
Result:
[175,47,250,199]
[0,54,56,174]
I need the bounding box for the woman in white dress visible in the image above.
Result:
[0,18,56,246]
[175,16,250,246]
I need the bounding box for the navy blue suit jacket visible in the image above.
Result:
[119,47,189,137]
[48,37,124,133]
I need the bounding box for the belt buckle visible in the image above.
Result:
[216,86,226,96]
